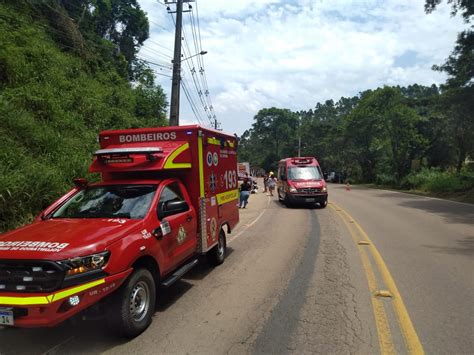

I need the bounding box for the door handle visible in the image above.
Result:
[152,227,163,240]
[186,215,193,222]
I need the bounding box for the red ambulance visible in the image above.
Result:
[277,157,328,207]
[0,125,239,337]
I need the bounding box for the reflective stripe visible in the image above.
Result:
[207,137,220,146]
[0,296,49,306]
[216,189,239,205]
[50,279,105,302]
[198,136,205,197]
[0,279,106,306]
[163,143,191,169]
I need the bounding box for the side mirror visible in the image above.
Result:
[158,200,189,219]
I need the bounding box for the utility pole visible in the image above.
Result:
[169,0,183,126]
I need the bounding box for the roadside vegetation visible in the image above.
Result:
[239,0,473,203]
[0,0,168,232]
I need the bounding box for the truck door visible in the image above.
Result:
[156,181,197,269]
[277,163,287,199]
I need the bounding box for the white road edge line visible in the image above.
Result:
[227,195,271,245]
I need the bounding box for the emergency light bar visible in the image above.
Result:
[94,147,163,164]
[94,147,163,155]
[291,158,313,165]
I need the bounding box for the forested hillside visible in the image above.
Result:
[0,0,168,231]
[239,84,473,196]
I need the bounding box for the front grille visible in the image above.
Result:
[0,260,65,293]
[297,187,321,194]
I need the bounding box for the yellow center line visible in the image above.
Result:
[331,204,395,355]
[330,202,425,355]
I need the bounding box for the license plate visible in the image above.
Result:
[305,198,316,202]
[0,308,14,326]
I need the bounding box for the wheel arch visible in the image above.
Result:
[132,255,161,286]
[220,221,231,234]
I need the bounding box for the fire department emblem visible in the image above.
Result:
[210,218,217,241]
[209,172,217,192]
[177,225,187,244]
[206,152,213,166]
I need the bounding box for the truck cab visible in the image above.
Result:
[277,157,328,208]
[0,125,239,337]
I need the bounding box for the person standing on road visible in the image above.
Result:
[267,173,277,197]
[239,178,252,208]
[263,173,269,193]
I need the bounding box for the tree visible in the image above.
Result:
[438,86,474,172]
[237,108,299,171]
[424,1,472,87]
[90,0,149,78]
[425,1,474,172]
[345,88,424,182]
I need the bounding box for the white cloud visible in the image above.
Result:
[139,0,465,135]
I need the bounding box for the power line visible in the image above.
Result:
[138,56,172,70]
[140,46,172,61]
[163,0,220,129]
[181,77,205,126]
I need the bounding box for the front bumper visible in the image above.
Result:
[0,269,131,327]
[286,192,328,204]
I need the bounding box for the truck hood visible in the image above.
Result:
[290,180,325,189]
[0,218,143,261]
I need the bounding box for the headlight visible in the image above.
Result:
[60,251,110,277]
[322,187,327,192]
[289,186,297,193]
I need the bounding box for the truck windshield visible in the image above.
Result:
[288,167,322,180]
[52,185,157,219]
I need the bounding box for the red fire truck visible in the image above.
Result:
[277,157,328,207]
[0,125,239,337]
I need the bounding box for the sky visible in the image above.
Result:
[138,0,465,136]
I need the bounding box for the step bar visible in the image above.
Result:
[160,258,199,288]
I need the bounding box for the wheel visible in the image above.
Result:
[106,268,156,338]
[207,228,226,266]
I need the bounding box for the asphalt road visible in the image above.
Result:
[329,184,474,355]
[0,182,472,354]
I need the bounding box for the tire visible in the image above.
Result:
[283,194,291,207]
[207,228,226,266]
[107,268,156,338]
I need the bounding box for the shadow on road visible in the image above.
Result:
[270,199,326,210]
[422,236,474,258]
[375,193,474,225]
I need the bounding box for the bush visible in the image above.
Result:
[403,168,474,193]
[375,173,398,186]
